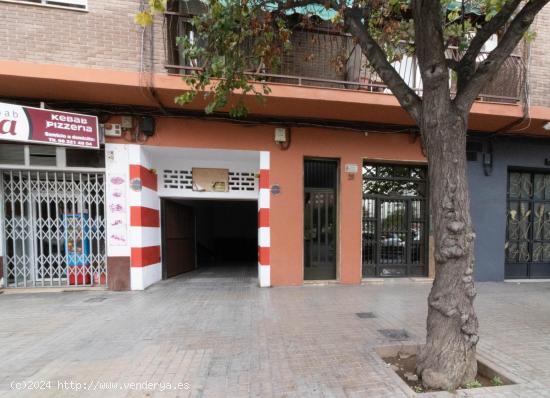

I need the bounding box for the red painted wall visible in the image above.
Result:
[109,117,426,286]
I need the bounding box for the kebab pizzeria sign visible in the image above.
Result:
[0,102,99,149]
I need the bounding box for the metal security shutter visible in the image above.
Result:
[1,170,106,288]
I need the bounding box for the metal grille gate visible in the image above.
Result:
[304,159,338,280]
[1,170,106,288]
[362,163,429,277]
[505,170,550,278]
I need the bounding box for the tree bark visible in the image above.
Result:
[416,95,478,390]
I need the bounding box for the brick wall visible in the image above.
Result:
[527,4,550,107]
[1,0,549,108]
[0,0,165,72]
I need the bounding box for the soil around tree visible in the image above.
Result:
[384,352,508,393]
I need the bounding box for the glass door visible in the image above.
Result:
[506,170,550,278]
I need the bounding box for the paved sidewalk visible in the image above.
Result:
[1,269,550,397]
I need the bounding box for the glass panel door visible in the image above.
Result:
[362,163,428,277]
[506,170,550,278]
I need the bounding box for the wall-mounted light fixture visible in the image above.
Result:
[543,122,550,131]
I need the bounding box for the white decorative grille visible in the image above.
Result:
[162,169,257,192]
[228,171,257,192]
[1,170,106,288]
[162,169,193,190]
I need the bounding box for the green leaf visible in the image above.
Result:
[175,92,197,105]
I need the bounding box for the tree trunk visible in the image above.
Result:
[416,100,479,390]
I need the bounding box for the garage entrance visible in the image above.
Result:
[161,199,258,280]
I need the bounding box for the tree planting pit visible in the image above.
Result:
[375,344,517,394]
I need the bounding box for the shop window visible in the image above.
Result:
[0,143,25,165]
[29,145,57,166]
[66,148,105,168]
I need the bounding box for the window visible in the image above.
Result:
[29,145,57,166]
[2,0,87,11]
[0,144,104,168]
[66,148,105,168]
[0,144,25,165]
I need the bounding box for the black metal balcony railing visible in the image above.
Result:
[163,13,525,104]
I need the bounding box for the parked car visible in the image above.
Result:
[381,233,405,247]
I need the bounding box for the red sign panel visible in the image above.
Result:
[0,102,99,149]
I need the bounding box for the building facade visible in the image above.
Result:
[0,0,550,290]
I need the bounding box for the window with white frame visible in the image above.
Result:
[3,0,87,10]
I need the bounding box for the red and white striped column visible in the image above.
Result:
[128,145,162,290]
[258,151,271,287]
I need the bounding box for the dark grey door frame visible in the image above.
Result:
[303,158,339,281]
[506,169,550,279]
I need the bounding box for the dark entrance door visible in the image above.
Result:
[362,163,429,277]
[162,199,196,278]
[506,170,550,278]
[304,159,338,280]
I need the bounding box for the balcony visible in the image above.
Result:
[164,13,525,105]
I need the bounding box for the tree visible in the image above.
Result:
[138,0,549,390]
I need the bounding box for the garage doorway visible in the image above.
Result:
[161,199,258,279]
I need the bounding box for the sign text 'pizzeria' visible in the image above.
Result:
[0,102,99,149]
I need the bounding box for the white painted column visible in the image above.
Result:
[258,151,271,287]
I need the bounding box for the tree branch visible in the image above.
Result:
[461,1,521,64]
[411,0,449,90]
[344,9,422,124]
[446,59,459,71]
[454,0,550,111]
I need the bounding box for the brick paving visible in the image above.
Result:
[1,264,550,397]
